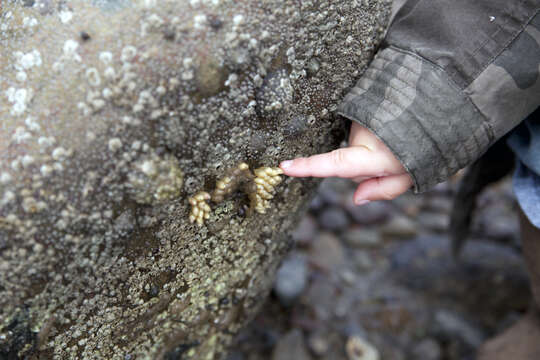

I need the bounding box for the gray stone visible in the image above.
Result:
[342,228,381,248]
[319,207,350,232]
[381,215,418,238]
[433,309,486,348]
[271,329,312,360]
[274,254,308,306]
[411,338,442,360]
[345,198,391,225]
[291,215,318,246]
[309,233,346,271]
[418,212,449,232]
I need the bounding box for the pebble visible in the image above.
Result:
[318,207,350,232]
[342,228,380,248]
[344,199,391,225]
[274,255,308,306]
[345,336,379,360]
[418,212,449,232]
[380,215,417,238]
[307,332,329,356]
[433,309,486,348]
[271,329,312,360]
[317,178,348,206]
[291,215,318,246]
[411,338,442,360]
[309,232,345,271]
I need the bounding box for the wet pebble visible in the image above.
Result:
[271,329,312,360]
[317,178,349,206]
[381,215,417,238]
[307,332,330,356]
[346,335,379,360]
[418,212,449,232]
[291,215,318,246]
[433,309,486,348]
[342,228,381,248]
[309,232,345,271]
[319,207,350,232]
[345,199,391,225]
[274,254,308,306]
[411,338,442,360]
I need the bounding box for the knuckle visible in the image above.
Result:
[377,178,396,200]
[330,149,345,165]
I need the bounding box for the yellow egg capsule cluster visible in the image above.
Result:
[188,191,211,226]
[189,163,284,226]
[249,167,284,214]
[211,162,252,203]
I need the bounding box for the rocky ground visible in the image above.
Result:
[227,175,530,360]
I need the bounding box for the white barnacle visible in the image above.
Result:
[40,164,53,177]
[193,14,207,29]
[58,10,73,24]
[85,68,101,87]
[188,191,211,226]
[99,51,113,64]
[12,127,32,143]
[51,147,67,160]
[0,172,12,184]
[103,67,116,80]
[63,39,81,61]
[121,45,137,63]
[108,138,122,152]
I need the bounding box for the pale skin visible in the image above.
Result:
[280,122,414,205]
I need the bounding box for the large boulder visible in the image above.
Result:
[0,0,390,358]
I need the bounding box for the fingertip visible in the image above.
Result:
[355,199,371,206]
[280,160,293,170]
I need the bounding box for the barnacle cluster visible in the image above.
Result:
[188,163,284,226]
[188,191,211,226]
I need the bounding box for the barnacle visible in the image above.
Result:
[249,166,284,214]
[188,191,211,226]
[189,163,284,226]
[211,162,253,202]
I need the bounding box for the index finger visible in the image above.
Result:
[279,146,394,178]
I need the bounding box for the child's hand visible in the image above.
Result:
[280,122,413,205]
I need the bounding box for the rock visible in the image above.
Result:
[342,228,381,248]
[291,215,318,246]
[352,251,375,270]
[318,207,350,232]
[271,329,312,360]
[389,236,530,329]
[433,309,486,348]
[307,332,330,356]
[411,338,442,360]
[309,233,346,271]
[381,215,418,238]
[418,212,449,232]
[274,254,308,306]
[421,196,453,214]
[345,199,392,225]
[0,1,391,358]
[346,336,380,360]
[317,178,350,206]
[308,194,326,212]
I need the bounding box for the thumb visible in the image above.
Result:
[353,174,412,204]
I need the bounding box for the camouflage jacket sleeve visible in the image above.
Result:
[338,0,540,192]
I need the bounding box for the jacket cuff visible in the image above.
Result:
[338,47,494,193]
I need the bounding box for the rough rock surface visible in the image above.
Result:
[0,0,390,359]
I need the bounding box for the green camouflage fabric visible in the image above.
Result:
[339,0,540,192]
